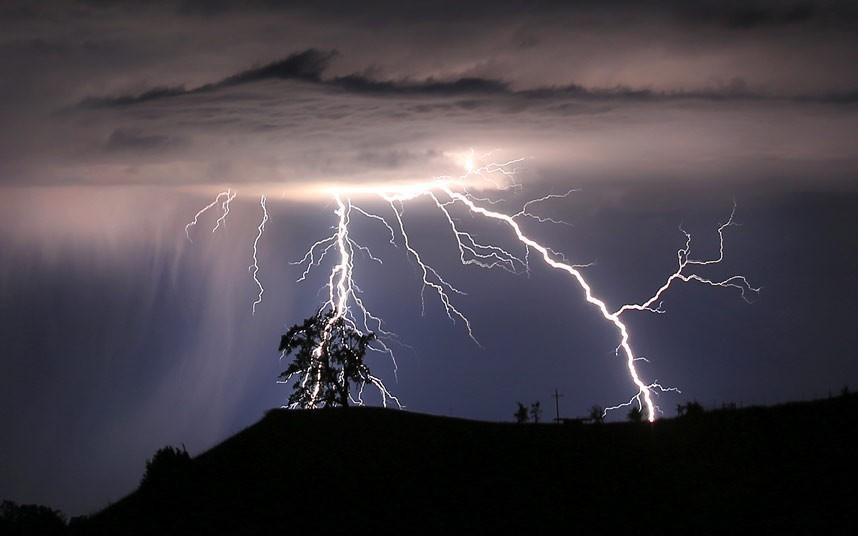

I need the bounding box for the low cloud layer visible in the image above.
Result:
[1,1,857,190]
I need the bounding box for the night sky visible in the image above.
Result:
[2,0,858,517]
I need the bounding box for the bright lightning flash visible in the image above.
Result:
[185,155,758,420]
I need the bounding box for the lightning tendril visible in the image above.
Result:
[249,195,269,315]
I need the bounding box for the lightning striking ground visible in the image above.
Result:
[184,154,757,419]
[442,187,677,421]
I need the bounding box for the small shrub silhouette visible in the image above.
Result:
[627,406,643,423]
[677,401,704,418]
[530,401,542,423]
[588,405,605,424]
[141,445,192,490]
[514,402,529,423]
[0,500,66,535]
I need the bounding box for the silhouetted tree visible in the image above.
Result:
[514,402,529,423]
[627,406,643,423]
[677,400,704,418]
[530,401,542,423]
[279,310,375,408]
[141,445,192,489]
[0,501,66,535]
[588,405,605,424]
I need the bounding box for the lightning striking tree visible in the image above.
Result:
[278,309,376,408]
[188,151,758,420]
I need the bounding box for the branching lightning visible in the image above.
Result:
[211,189,237,233]
[513,189,578,227]
[288,195,402,408]
[614,205,760,316]
[383,197,478,344]
[184,152,757,420]
[185,189,232,241]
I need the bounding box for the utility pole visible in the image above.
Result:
[553,388,563,423]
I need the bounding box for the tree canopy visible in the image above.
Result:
[278,310,375,408]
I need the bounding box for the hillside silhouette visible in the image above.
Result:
[66,394,855,534]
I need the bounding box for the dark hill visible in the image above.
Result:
[74,395,857,534]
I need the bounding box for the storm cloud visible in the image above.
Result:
[2,0,858,519]
[0,1,855,189]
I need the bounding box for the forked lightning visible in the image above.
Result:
[185,155,758,420]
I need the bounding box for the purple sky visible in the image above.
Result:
[2,0,858,517]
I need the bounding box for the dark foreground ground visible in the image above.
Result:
[47,395,858,533]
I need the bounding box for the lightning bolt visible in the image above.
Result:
[184,189,231,241]
[615,204,760,316]
[211,189,237,233]
[513,189,578,226]
[289,195,402,408]
[442,187,679,421]
[249,195,269,315]
[186,154,757,420]
[383,197,478,344]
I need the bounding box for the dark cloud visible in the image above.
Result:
[104,128,187,154]
[676,2,819,29]
[78,50,514,108]
[81,50,858,109]
[219,48,337,85]
[82,86,189,107]
[728,4,816,28]
[353,148,439,169]
[80,49,338,107]
[168,0,850,28]
[329,74,509,97]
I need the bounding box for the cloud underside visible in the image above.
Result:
[12,65,853,190]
